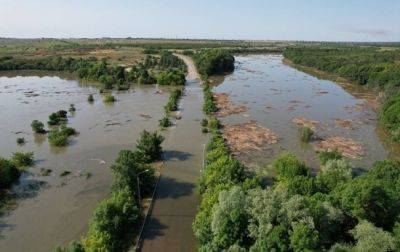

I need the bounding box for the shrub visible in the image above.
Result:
[48,112,61,125]
[165,89,182,112]
[11,152,34,167]
[16,137,25,145]
[82,188,140,251]
[273,152,310,181]
[31,120,46,133]
[318,150,342,165]
[201,119,208,127]
[159,117,172,128]
[69,104,76,112]
[103,94,116,103]
[194,49,235,76]
[54,241,84,252]
[156,70,186,86]
[300,126,313,142]
[60,124,77,136]
[0,157,20,189]
[48,129,69,146]
[88,94,94,102]
[136,130,164,162]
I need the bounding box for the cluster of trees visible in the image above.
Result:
[195,76,400,251]
[283,46,400,140]
[55,130,164,251]
[193,49,235,77]
[156,70,186,86]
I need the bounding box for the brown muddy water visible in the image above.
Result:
[0,72,171,251]
[212,54,400,170]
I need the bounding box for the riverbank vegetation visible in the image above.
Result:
[55,129,163,251]
[196,72,400,251]
[193,49,235,77]
[284,46,400,140]
[165,89,183,112]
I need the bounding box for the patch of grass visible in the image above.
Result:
[201,118,208,127]
[300,126,314,142]
[69,104,76,112]
[60,124,77,136]
[318,149,343,165]
[11,152,34,167]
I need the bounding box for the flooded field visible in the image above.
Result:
[0,72,170,251]
[212,54,400,169]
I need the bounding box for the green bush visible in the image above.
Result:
[87,94,94,102]
[82,188,140,251]
[103,94,116,103]
[300,126,313,142]
[31,120,46,133]
[16,137,25,145]
[48,129,69,146]
[159,117,172,128]
[194,49,235,76]
[60,124,77,136]
[11,152,34,167]
[0,157,20,189]
[165,89,182,112]
[136,130,165,162]
[273,152,310,181]
[156,70,186,86]
[318,150,343,165]
[69,104,76,112]
[48,112,61,125]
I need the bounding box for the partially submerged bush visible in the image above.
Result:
[48,112,63,125]
[69,104,76,112]
[103,94,116,103]
[87,94,94,103]
[60,124,77,136]
[136,130,165,162]
[48,129,69,146]
[165,89,182,112]
[159,117,172,128]
[31,120,46,133]
[0,157,20,189]
[300,126,314,142]
[11,152,34,167]
[156,70,186,86]
[16,137,25,145]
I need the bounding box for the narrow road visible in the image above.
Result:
[139,55,206,251]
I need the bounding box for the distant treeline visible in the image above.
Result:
[0,50,187,88]
[284,46,400,140]
[193,49,235,77]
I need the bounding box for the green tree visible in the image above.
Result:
[136,130,164,162]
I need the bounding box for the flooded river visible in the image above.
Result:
[0,72,170,251]
[213,55,400,169]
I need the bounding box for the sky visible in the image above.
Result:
[0,0,399,42]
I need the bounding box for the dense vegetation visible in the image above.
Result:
[56,130,163,251]
[156,70,185,86]
[165,89,183,112]
[195,74,400,251]
[284,46,400,140]
[193,49,235,77]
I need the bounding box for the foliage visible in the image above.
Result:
[103,94,116,103]
[194,49,235,76]
[156,70,186,86]
[53,241,84,252]
[87,94,94,103]
[11,151,34,167]
[165,89,182,112]
[300,126,313,142]
[203,84,217,115]
[318,149,343,165]
[136,130,164,162]
[16,137,25,145]
[0,157,20,189]
[350,220,396,252]
[48,128,69,146]
[31,120,46,133]
[48,112,62,125]
[159,116,172,128]
[82,187,140,252]
[158,51,187,72]
[273,152,310,181]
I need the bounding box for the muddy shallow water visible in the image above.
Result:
[0,72,170,251]
[213,54,400,169]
